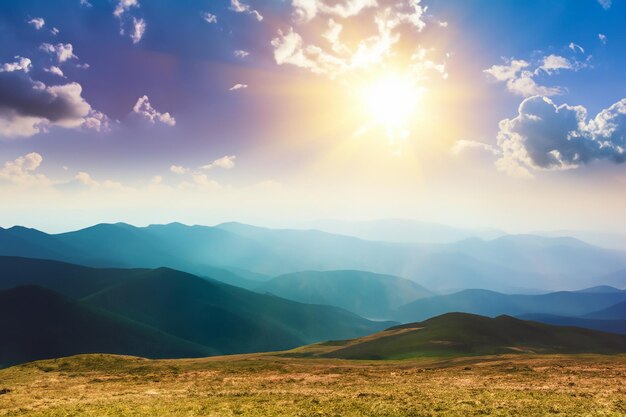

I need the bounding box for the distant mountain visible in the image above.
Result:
[584,300,626,320]
[516,314,626,335]
[395,288,626,323]
[0,256,392,362]
[256,270,434,319]
[3,222,626,292]
[296,313,626,359]
[83,267,392,354]
[595,269,626,290]
[300,219,505,244]
[0,286,215,368]
[575,285,623,294]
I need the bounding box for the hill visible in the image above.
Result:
[257,270,433,319]
[395,288,626,322]
[297,313,626,359]
[584,300,626,320]
[0,286,215,368]
[83,267,393,354]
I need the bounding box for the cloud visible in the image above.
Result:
[130,17,146,44]
[132,95,176,126]
[0,70,108,138]
[598,0,612,9]
[27,17,45,30]
[114,0,139,18]
[202,12,217,24]
[229,83,248,91]
[201,155,236,170]
[271,0,438,80]
[80,0,93,7]
[494,96,626,176]
[75,171,128,191]
[484,54,585,97]
[230,0,263,21]
[44,66,64,77]
[0,57,32,73]
[452,140,499,156]
[51,27,59,36]
[568,42,584,54]
[598,33,607,44]
[292,0,378,22]
[0,153,51,186]
[233,50,249,58]
[170,165,188,175]
[40,43,77,63]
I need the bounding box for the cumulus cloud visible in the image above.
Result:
[132,95,176,126]
[493,96,626,177]
[114,0,139,17]
[484,54,585,97]
[40,43,77,63]
[27,17,45,30]
[201,155,236,170]
[51,27,60,36]
[170,165,188,175]
[44,66,64,77]
[202,12,217,24]
[271,0,439,80]
[75,171,128,191]
[130,17,146,44]
[229,83,248,91]
[230,0,263,21]
[292,0,378,22]
[598,0,612,9]
[598,33,607,44]
[0,57,32,73]
[0,153,51,186]
[0,70,108,138]
[233,50,249,58]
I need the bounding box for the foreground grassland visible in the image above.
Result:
[1,354,625,416]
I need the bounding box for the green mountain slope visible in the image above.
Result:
[0,286,216,368]
[298,313,626,359]
[257,270,433,319]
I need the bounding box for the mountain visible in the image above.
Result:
[256,270,434,319]
[516,314,626,335]
[0,286,215,368]
[0,256,392,359]
[83,267,393,354]
[296,313,626,359]
[395,288,626,323]
[300,218,505,244]
[575,285,623,293]
[584,300,626,320]
[3,222,626,292]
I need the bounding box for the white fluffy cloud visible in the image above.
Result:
[484,54,585,97]
[494,96,626,177]
[44,66,64,77]
[40,43,77,63]
[132,95,176,126]
[229,83,248,91]
[598,0,612,9]
[27,17,45,30]
[170,165,188,175]
[114,0,139,17]
[272,0,438,80]
[0,68,109,138]
[230,0,263,21]
[233,50,249,58]
[0,57,32,73]
[201,155,236,170]
[568,42,584,54]
[0,153,51,186]
[598,33,607,44]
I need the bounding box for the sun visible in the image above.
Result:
[360,74,424,140]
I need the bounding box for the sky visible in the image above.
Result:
[0,0,625,233]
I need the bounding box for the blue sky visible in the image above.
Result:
[0,0,625,232]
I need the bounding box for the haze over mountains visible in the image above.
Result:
[2,219,626,367]
[3,220,625,293]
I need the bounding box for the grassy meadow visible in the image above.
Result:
[1,353,625,416]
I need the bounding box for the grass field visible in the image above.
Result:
[1,353,625,416]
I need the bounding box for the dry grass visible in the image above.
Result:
[1,353,625,416]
